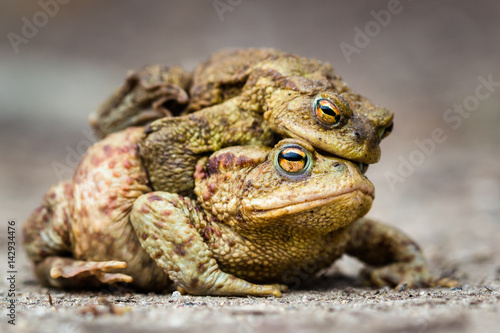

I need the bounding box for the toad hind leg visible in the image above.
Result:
[23,181,133,289]
[130,192,287,297]
[89,65,192,138]
[346,218,459,289]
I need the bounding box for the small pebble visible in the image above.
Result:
[171,291,181,300]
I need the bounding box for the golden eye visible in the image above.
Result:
[315,99,342,126]
[277,147,309,174]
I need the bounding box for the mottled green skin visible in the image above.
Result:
[187,48,393,152]
[138,49,396,193]
[139,100,275,195]
[90,50,393,187]
[23,128,449,296]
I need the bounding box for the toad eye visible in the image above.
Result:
[277,146,310,175]
[314,99,342,126]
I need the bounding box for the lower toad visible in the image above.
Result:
[24,128,451,296]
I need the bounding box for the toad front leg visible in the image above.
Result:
[346,218,458,289]
[130,192,287,297]
[140,100,275,194]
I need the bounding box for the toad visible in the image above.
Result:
[89,50,393,191]
[23,128,444,296]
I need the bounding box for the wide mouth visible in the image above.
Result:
[245,185,374,220]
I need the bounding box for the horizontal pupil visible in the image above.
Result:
[320,105,338,117]
[281,152,304,162]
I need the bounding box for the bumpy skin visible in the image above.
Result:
[138,48,396,193]
[90,48,393,165]
[23,128,169,291]
[23,129,451,296]
[139,101,275,194]
[188,48,393,136]
[89,65,191,138]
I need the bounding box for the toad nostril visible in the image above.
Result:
[352,131,363,143]
[353,131,362,142]
[332,162,345,172]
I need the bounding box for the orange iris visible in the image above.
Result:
[315,99,341,126]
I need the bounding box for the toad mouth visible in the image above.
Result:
[247,183,374,218]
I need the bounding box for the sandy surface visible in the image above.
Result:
[1,1,499,332]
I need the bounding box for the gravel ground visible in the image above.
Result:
[1,1,499,332]
[2,283,500,333]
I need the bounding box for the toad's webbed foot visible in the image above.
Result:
[347,218,459,289]
[89,64,191,138]
[361,261,433,290]
[361,263,459,290]
[35,257,133,289]
[130,191,287,297]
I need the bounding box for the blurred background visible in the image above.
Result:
[1,0,499,283]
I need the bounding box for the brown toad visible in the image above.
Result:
[90,50,393,182]
[23,128,443,296]
[187,48,394,151]
[105,49,395,195]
